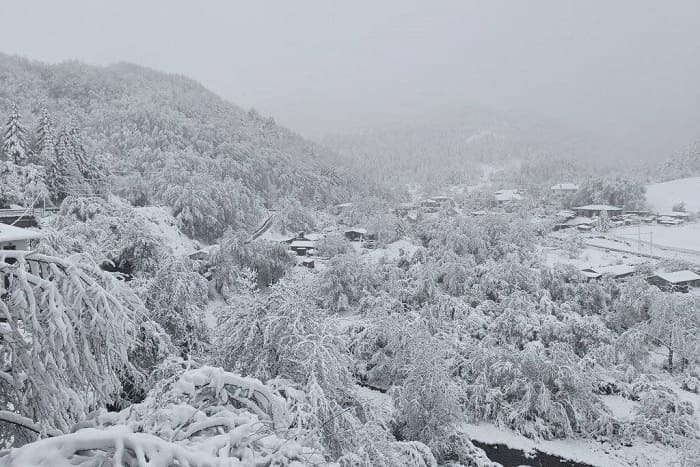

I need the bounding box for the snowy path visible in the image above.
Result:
[250,213,275,240]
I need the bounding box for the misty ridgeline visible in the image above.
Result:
[0,53,699,467]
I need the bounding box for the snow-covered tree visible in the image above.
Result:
[641,294,700,373]
[0,160,48,208]
[35,107,55,165]
[1,365,327,466]
[145,257,210,357]
[45,129,75,202]
[213,230,294,290]
[597,207,610,232]
[2,104,29,165]
[0,252,141,438]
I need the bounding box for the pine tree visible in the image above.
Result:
[69,123,91,178]
[36,107,56,165]
[2,103,29,165]
[46,129,73,201]
[598,208,610,232]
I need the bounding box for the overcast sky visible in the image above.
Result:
[1,1,699,158]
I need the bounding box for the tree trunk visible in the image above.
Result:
[668,346,673,374]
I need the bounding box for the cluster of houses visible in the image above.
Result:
[394,195,457,220]
[494,189,524,205]
[278,228,378,268]
[554,205,691,232]
[578,263,700,293]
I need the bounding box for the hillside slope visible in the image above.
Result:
[0,54,369,241]
[322,107,605,192]
[645,176,700,213]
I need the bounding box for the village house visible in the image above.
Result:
[394,202,418,218]
[333,202,353,215]
[550,183,579,194]
[657,212,689,225]
[494,189,524,205]
[572,204,622,218]
[580,264,635,280]
[0,223,45,254]
[648,270,700,292]
[282,232,318,256]
[429,195,455,209]
[189,244,219,262]
[344,228,367,242]
[290,239,315,256]
[419,199,440,213]
[657,216,683,225]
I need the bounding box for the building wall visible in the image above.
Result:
[1,239,28,251]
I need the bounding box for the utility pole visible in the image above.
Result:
[649,232,653,255]
[637,222,641,252]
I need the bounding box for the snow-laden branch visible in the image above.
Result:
[0,252,141,433]
[0,411,61,437]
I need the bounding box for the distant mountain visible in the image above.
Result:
[654,141,700,181]
[0,53,371,241]
[322,107,608,192]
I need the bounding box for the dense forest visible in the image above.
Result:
[322,108,618,194]
[0,53,379,242]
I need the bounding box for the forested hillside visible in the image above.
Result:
[323,108,604,192]
[0,54,370,241]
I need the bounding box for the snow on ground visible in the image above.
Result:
[353,385,393,424]
[611,222,700,253]
[544,230,652,271]
[462,423,678,467]
[600,395,638,421]
[543,244,650,271]
[258,226,295,242]
[363,238,419,263]
[580,228,700,266]
[204,295,226,331]
[646,176,700,213]
[135,206,198,256]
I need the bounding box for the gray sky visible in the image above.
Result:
[1,1,699,158]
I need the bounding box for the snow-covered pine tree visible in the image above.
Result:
[35,108,56,165]
[145,257,210,358]
[69,124,91,178]
[2,103,30,165]
[46,129,75,201]
[598,207,610,232]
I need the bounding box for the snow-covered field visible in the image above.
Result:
[363,238,419,263]
[646,176,700,213]
[543,243,650,271]
[611,222,700,253]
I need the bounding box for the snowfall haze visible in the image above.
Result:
[1,0,699,160]
[1,2,700,467]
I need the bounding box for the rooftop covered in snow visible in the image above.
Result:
[0,223,45,243]
[551,183,579,191]
[652,270,700,284]
[573,204,622,211]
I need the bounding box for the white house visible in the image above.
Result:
[495,189,524,204]
[648,270,700,291]
[580,264,635,280]
[573,204,622,218]
[0,223,45,253]
[551,183,579,193]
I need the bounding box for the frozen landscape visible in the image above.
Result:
[0,2,699,467]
